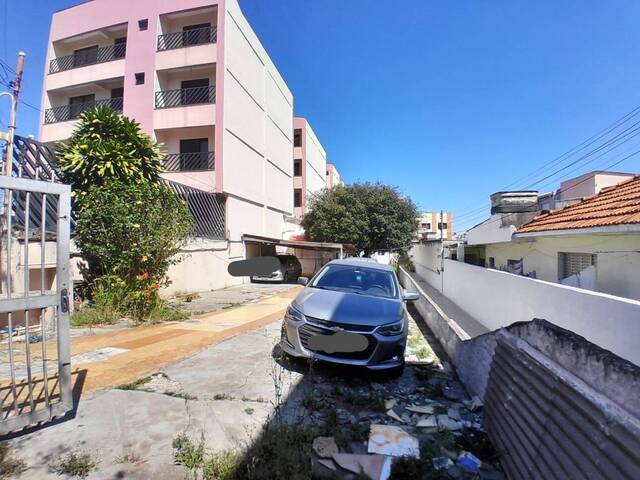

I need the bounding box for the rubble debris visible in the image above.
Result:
[312,437,339,458]
[447,407,461,420]
[385,408,404,423]
[464,395,484,412]
[432,456,454,470]
[458,451,482,472]
[384,398,397,409]
[416,416,437,428]
[332,453,392,480]
[437,414,463,431]
[406,404,435,414]
[368,424,420,458]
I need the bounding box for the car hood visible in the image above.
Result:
[293,288,403,326]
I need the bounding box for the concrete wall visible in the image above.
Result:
[485,233,640,300]
[412,244,640,365]
[559,171,634,201]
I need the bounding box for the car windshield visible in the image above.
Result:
[310,264,398,299]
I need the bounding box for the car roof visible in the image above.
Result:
[326,258,395,272]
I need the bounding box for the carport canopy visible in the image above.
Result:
[242,234,346,256]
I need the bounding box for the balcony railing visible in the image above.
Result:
[49,43,126,74]
[155,85,216,109]
[44,97,123,124]
[157,26,217,51]
[164,152,215,171]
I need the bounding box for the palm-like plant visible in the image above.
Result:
[55,106,164,205]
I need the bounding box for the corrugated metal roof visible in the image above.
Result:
[517,175,640,234]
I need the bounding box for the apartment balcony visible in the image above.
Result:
[47,43,126,91]
[164,152,215,172]
[158,26,217,51]
[44,97,123,124]
[154,85,216,130]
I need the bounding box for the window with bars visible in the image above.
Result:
[294,129,302,147]
[294,159,302,177]
[559,252,596,280]
[294,189,302,207]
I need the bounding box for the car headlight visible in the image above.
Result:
[285,304,304,323]
[377,320,404,336]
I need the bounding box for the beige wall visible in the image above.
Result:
[485,233,640,300]
[303,120,327,200]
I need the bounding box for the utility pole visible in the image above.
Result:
[4,52,26,176]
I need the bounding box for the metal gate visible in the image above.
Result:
[0,174,72,435]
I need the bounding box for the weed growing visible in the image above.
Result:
[116,376,152,391]
[49,451,96,479]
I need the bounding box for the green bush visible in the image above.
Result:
[74,182,192,321]
[56,106,164,207]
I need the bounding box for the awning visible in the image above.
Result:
[242,234,346,253]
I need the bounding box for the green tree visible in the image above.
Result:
[302,183,418,255]
[55,106,164,205]
[74,182,192,320]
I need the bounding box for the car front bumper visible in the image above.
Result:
[280,316,406,370]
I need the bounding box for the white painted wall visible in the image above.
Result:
[466,214,516,246]
[485,233,640,300]
[303,120,327,200]
[411,243,640,365]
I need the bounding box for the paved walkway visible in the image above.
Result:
[0,286,301,411]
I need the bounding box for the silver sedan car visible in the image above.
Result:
[280,258,419,373]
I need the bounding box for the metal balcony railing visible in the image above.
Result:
[49,43,126,74]
[155,85,216,109]
[164,152,215,171]
[44,97,123,124]
[157,26,217,51]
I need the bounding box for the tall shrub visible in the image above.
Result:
[55,106,164,206]
[74,182,192,320]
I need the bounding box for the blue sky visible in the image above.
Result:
[2,0,640,231]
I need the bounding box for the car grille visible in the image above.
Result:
[305,316,375,333]
[298,322,377,361]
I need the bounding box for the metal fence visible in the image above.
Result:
[44,97,123,124]
[164,152,215,171]
[155,86,215,109]
[49,43,126,74]
[157,26,217,51]
[165,180,225,239]
[0,174,73,435]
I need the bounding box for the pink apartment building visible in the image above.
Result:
[292,116,328,218]
[40,0,297,292]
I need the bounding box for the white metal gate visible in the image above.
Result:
[0,175,72,435]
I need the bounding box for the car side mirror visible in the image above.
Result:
[403,290,419,302]
[298,277,309,286]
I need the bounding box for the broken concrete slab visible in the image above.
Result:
[464,395,484,412]
[384,398,397,409]
[406,404,435,414]
[433,456,454,470]
[332,453,392,480]
[385,408,404,423]
[447,407,461,420]
[368,424,420,458]
[436,414,463,431]
[416,415,438,428]
[312,437,339,458]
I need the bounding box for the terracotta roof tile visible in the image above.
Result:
[517,175,640,233]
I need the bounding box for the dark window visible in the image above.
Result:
[180,138,209,170]
[183,23,212,46]
[559,252,596,280]
[294,189,302,207]
[69,94,95,119]
[135,72,145,85]
[488,257,495,269]
[294,129,302,147]
[111,87,124,99]
[181,78,210,104]
[438,222,448,230]
[138,19,149,31]
[114,37,127,59]
[507,259,523,275]
[73,45,98,68]
[294,159,302,177]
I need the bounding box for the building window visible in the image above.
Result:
[437,222,447,230]
[111,87,124,99]
[421,222,431,230]
[180,138,209,170]
[559,252,596,280]
[183,23,212,46]
[294,159,302,177]
[114,37,127,59]
[507,259,523,275]
[73,45,98,68]
[135,72,145,85]
[488,257,495,269]
[69,94,95,118]
[138,19,149,31]
[294,129,302,147]
[294,189,302,207]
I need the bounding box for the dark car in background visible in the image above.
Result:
[280,258,419,374]
[251,255,302,283]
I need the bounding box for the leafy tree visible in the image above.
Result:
[55,106,164,205]
[74,182,192,320]
[302,183,418,255]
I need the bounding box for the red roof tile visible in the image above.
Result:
[517,175,640,234]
